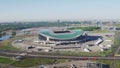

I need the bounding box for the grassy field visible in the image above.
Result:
[113,31,119,56]
[0,57,70,67]
[0,40,18,50]
[0,57,14,64]
[1,57,120,67]
[0,35,34,50]
[68,26,100,31]
[60,51,112,57]
[92,30,110,33]
[11,58,55,67]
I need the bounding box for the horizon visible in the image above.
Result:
[0,0,120,22]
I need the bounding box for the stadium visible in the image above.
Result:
[38,29,86,45]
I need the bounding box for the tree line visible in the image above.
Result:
[68,26,100,31]
[0,21,81,32]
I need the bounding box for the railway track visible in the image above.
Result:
[1,50,120,60]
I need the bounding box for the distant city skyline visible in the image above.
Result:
[0,0,120,22]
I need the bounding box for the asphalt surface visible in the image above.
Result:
[116,32,120,54]
[0,49,119,60]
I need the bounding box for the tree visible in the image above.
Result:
[12,31,16,37]
[0,32,2,38]
[2,32,6,36]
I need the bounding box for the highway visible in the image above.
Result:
[0,49,119,60]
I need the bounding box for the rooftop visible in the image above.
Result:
[39,29,83,40]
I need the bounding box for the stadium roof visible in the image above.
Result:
[39,29,83,40]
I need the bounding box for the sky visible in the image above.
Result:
[0,0,120,22]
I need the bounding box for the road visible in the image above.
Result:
[0,49,120,60]
[115,32,120,55]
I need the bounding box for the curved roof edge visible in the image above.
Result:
[39,29,84,40]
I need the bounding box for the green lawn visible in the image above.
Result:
[0,57,14,64]
[113,31,119,56]
[11,58,55,67]
[0,57,69,67]
[0,40,18,50]
[60,51,104,57]
[93,30,109,33]
[68,26,100,31]
[0,35,31,50]
[12,58,69,67]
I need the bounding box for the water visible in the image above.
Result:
[0,35,11,41]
